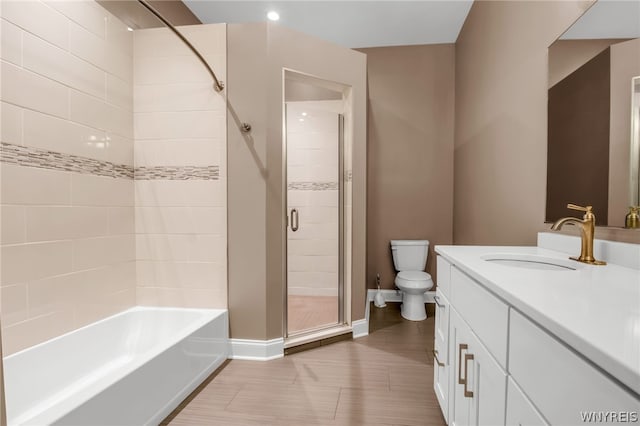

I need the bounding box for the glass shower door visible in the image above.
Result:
[285,100,344,337]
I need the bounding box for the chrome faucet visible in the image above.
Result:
[550,204,606,265]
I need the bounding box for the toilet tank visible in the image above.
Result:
[390,240,429,271]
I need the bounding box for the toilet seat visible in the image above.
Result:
[396,271,433,290]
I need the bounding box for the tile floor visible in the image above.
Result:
[287,295,339,334]
[163,302,445,426]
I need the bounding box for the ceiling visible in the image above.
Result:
[184,1,474,48]
[560,0,640,40]
[183,0,639,48]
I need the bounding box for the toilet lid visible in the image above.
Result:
[397,271,431,281]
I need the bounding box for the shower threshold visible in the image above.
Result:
[284,324,352,349]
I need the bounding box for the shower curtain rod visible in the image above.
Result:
[136,0,224,92]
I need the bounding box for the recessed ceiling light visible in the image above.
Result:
[267,11,280,21]
[301,112,308,116]
[127,27,134,32]
[298,118,304,122]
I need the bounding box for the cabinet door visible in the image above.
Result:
[450,308,507,426]
[505,377,548,426]
[433,289,450,422]
[449,309,472,426]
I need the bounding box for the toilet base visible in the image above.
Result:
[400,293,427,321]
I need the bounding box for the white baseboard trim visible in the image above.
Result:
[367,289,436,304]
[228,338,284,361]
[352,318,369,338]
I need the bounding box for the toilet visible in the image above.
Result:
[391,240,434,321]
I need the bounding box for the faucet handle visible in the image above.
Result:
[567,204,592,212]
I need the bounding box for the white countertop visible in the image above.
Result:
[435,244,640,396]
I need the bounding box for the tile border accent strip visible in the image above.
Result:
[135,166,219,181]
[1,143,220,180]
[288,181,338,191]
[1,142,134,179]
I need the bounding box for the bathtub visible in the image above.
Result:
[3,307,228,425]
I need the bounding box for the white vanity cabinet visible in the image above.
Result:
[434,251,640,426]
[435,256,508,426]
[449,308,507,426]
[433,256,451,422]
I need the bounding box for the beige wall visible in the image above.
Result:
[133,24,228,308]
[227,23,367,340]
[356,45,455,289]
[97,0,200,30]
[548,39,627,88]
[0,0,136,354]
[454,0,593,246]
[609,38,640,227]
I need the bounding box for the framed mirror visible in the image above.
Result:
[546,0,640,228]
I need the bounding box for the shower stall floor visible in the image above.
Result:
[287,295,338,334]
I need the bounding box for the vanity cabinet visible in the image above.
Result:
[434,253,640,426]
[433,257,451,422]
[449,308,507,426]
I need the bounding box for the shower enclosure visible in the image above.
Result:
[283,70,352,342]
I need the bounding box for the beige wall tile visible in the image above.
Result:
[136,261,224,289]
[25,206,109,242]
[1,18,23,66]
[134,55,212,86]
[135,206,225,234]
[22,31,105,99]
[106,73,133,111]
[136,234,225,262]
[1,205,26,245]
[0,101,23,145]
[44,0,107,39]
[134,111,224,140]
[1,165,71,206]
[106,133,134,166]
[27,273,79,318]
[135,286,226,309]
[69,21,108,70]
[1,241,73,285]
[135,180,224,207]
[1,284,28,326]
[107,206,135,235]
[71,174,134,206]
[0,0,69,49]
[2,310,75,355]
[134,139,220,167]
[72,235,135,271]
[134,83,225,113]
[69,90,132,137]
[23,109,108,161]
[1,61,69,119]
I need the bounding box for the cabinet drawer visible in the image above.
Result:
[450,266,509,368]
[436,255,451,298]
[506,377,547,426]
[509,310,640,425]
[434,288,449,360]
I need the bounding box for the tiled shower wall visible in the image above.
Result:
[287,102,340,297]
[0,1,135,354]
[133,25,227,308]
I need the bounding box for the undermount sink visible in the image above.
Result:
[481,253,583,271]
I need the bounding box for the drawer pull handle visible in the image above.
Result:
[433,349,445,367]
[434,295,444,308]
[458,343,468,385]
[463,353,474,398]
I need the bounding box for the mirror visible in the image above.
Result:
[546,0,640,227]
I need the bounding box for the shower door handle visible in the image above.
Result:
[290,209,299,232]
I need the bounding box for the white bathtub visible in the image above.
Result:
[3,307,228,425]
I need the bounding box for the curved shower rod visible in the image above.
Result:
[136,0,224,92]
